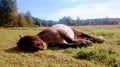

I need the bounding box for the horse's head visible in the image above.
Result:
[17,36,47,51]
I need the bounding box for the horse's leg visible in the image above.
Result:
[71,27,104,43]
[58,30,93,47]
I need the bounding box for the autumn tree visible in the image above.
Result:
[24,11,35,27]
[0,0,18,27]
[18,13,28,27]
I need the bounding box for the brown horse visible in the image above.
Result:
[17,24,104,51]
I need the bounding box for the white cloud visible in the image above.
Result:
[53,2,120,19]
[61,0,80,3]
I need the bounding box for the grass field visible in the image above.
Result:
[0,25,120,67]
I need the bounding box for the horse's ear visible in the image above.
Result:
[19,35,23,38]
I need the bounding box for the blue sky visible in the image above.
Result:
[17,0,120,21]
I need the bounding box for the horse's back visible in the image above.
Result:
[52,24,74,39]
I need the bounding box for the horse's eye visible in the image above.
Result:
[36,44,40,46]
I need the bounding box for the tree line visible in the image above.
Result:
[0,0,120,27]
[33,16,120,26]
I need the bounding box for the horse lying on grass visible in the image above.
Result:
[17,24,104,51]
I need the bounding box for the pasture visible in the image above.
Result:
[0,25,120,67]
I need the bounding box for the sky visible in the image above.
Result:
[17,0,120,21]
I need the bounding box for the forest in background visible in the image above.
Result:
[0,0,120,27]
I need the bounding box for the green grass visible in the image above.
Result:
[0,25,120,67]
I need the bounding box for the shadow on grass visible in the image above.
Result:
[5,47,37,53]
[5,43,85,53]
[5,46,64,53]
[5,46,77,53]
[48,44,79,51]
[48,43,87,50]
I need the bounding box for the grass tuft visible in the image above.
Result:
[75,45,120,66]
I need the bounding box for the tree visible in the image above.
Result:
[75,17,83,25]
[0,0,18,27]
[59,16,74,25]
[67,17,74,26]
[33,18,43,27]
[24,11,35,27]
[18,13,28,27]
